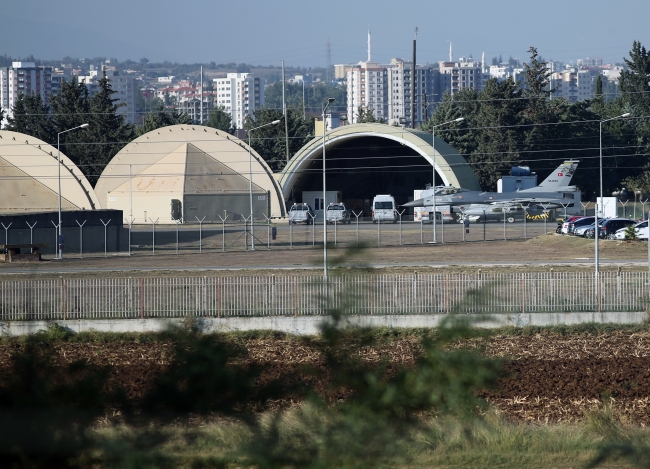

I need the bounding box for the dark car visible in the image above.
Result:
[600,218,636,239]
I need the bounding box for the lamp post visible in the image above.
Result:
[595,112,630,307]
[322,97,335,280]
[57,123,88,259]
[247,119,281,250]
[431,117,463,243]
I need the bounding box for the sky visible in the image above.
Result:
[4,0,649,68]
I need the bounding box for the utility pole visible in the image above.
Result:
[282,60,289,163]
[200,65,203,124]
[422,91,427,122]
[411,27,418,129]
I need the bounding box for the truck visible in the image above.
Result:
[288,203,315,224]
[326,203,352,224]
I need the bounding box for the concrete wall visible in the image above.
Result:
[1,311,646,336]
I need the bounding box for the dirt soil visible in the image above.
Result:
[4,330,650,425]
[0,234,648,280]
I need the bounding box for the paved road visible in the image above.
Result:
[0,235,646,276]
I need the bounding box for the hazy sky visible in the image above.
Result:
[4,0,649,67]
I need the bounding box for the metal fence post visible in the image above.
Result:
[581,201,589,216]
[100,219,111,258]
[75,220,86,258]
[309,212,316,246]
[620,200,629,219]
[149,218,159,255]
[217,214,228,251]
[26,221,36,246]
[482,210,486,241]
[196,216,206,253]
[263,214,272,250]
[420,216,423,244]
[398,209,405,245]
[50,221,60,258]
[352,211,361,245]
[125,217,134,256]
[1,222,11,249]
[242,214,251,251]
[377,215,381,246]
[522,205,529,240]
[289,217,293,250]
[440,210,444,243]
[174,219,181,254]
[503,211,507,240]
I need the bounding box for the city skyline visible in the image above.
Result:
[3,0,649,68]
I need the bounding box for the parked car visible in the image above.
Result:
[579,218,607,238]
[326,203,352,224]
[288,203,315,224]
[561,215,586,234]
[599,218,636,239]
[568,216,595,235]
[613,220,649,240]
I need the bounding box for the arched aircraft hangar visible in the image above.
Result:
[279,123,481,214]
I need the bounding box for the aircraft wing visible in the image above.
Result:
[489,197,567,208]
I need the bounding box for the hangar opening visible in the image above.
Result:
[279,123,481,215]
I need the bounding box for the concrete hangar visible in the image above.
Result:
[95,125,286,223]
[279,123,481,214]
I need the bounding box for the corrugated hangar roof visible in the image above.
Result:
[95,125,285,217]
[0,131,100,214]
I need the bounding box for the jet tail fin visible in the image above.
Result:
[535,160,579,190]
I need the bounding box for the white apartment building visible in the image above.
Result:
[77,68,137,124]
[346,62,387,124]
[213,73,264,129]
[385,58,439,126]
[552,68,594,102]
[439,58,484,95]
[0,62,53,127]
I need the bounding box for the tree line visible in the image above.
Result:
[425,43,650,197]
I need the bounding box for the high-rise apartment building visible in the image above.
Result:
[0,62,53,127]
[77,68,137,124]
[346,59,441,127]
[439,58,484,96]
[346,62,388,124]
[213,73,264,129]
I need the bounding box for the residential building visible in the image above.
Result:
[385,58,440,126]
[346,61,387,124]
[213,73,264,129]
[552,68,595,102]
[77,68,137,124]
[439,57,484,95]
[577,57,603,67]
[0,62,53,127]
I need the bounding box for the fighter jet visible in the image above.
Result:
[402,161,579,214]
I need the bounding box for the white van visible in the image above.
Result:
[372,195,397,223]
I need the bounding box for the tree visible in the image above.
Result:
[355,106,385,124]
[82,71,134,185]
[136,103,192,137]
[245,107,312,171]
[49,76,91,175]
[4,93,55,143]
[619,40,650,114]
[205,105,233,133]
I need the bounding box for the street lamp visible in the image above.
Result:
[431,117,463,243]
[322,97,335,280]
[57,123,88,259]
[247,119,281,250]
[595,112,630,307]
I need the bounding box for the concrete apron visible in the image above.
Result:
[0,312,647,336]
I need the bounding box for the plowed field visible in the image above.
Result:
[3,330,650,424]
